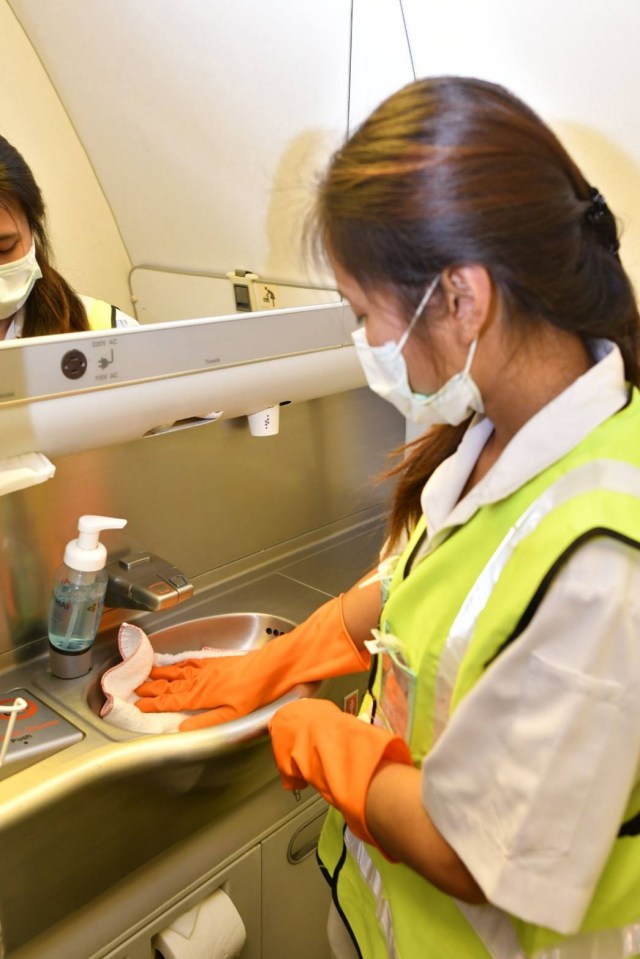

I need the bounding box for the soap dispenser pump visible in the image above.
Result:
[48,515,127,679]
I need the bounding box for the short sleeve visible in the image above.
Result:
[114,306,138,327]
[421,537,640,935]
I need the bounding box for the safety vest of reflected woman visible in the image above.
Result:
[0,134,136,340]
[132,75,640,959]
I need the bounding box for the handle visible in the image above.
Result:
[287,810,327,864]
[0,697,28,768]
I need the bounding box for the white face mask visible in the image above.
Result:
[351,276,484,427]
[0,241,42,321]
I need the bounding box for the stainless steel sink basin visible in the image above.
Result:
[0,520,383,956]
[0,585,368,956]
[86,611,307,732]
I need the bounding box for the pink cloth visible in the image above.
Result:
[100,622,244,734]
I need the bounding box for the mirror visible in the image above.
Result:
[0,303,363,466]
[1,2,639,352]
[0,0,365,329]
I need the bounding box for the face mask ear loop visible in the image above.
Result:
[391,274,440,359]
[463,337,479,375]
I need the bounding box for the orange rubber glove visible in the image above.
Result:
[268,698,413,847]
[135,595,370,731]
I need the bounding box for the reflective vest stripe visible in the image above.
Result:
[532,921,640,958]
[459,902,640,959]
[456,902,527,959]
[346,459,640,958]
[344,830,400,959]
[342,839,640,959]
[431,459,640,745]
[430,459,640,959]
[490,525,640,665]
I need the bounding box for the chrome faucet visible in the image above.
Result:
[104,551,193,612]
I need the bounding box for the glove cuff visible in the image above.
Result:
[343,727,412,849]
[337,593,372,672]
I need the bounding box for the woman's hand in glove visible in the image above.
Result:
[135,594,370,731]
[270,698,486,902]
[268,698,412,848]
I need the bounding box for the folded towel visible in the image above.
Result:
[100,622,245,734]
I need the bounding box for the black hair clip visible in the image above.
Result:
[586,188,608,222]
[584,186,620,254]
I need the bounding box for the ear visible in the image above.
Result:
[439,265,493,345]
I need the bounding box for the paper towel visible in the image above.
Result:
[153,888,247,959]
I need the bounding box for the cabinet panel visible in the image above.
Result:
[261,797,331,959]
[100,846,261,959]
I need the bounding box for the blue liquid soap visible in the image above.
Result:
[48,570,108,652]
[47,515,127,678]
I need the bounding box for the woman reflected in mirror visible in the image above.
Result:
[0,135,136,340]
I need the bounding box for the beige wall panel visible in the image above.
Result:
[0,3,133,312]
[403,0,640,289]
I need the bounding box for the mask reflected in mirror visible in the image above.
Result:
[0,242,42,321]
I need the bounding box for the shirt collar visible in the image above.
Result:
[3,307,24,340]
[421,340,628,544]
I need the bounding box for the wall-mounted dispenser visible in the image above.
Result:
[226,270,279,313]
[105,551,193,611]
[226,270,259,312]
[247,405,280,436]
[0,451,55,497]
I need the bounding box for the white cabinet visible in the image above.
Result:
[261,799,331,959]
[92,795,331,959]
[101,846,261,959]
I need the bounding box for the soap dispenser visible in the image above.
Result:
[48,515,127,679]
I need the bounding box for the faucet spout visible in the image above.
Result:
[104,551,193,611]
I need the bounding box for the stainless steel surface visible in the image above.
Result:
[0,524,379,956]
[47,644,93,680]
[12,792,328,959]
[0,687,83,780]
[147,610,293,650]
[0,387,402,658]
[0,384,398,955]
[82,611,306,738]
[105,550,194,611]
[279,523,385,595]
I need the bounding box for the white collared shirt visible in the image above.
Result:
[420,339,627,548]
[418,341,640,933]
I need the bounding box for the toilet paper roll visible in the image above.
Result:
[153,888,247,959]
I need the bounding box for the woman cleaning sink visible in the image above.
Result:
[135,76,640,959]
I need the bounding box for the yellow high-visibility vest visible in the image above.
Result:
[319,391,640,959]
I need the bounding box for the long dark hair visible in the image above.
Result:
[0,136,88,336]
[315,76,640,545]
